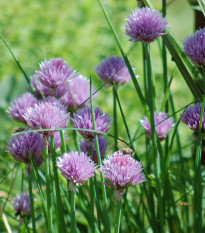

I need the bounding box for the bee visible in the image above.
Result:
[13,128,25,133]
[120,147,135,157]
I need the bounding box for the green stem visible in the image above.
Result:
[21,164,25,193]
[113,86,118,151]
[73,130,80,151]
[60,130,67,153]
[144,43,165,233]
[28,172,36,233]
[50,135,65,232]
[71,191,76,233]
[194,96,205,233]
[114,201,122,233]
[90,77,111,233]
[45,141,52,232]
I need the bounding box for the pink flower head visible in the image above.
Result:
[140,112,174,141]
[24,100,69,137]
[57,151,96,191]
[101,150,145,201]
[125,7,168,43]
[59,75,98,110]
[72,107,111,141]
[35,58,76,89]
[8,92,38,123]
[13,193,31,217]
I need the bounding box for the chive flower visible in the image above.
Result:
[181,102,205,131]
[95,56,133,87]
[72,107,111,142]
[57,151,96,191]
[31,75,50,99]
[13,193,30,217]
[140,112,174,141]
[59,75,97,110]
[101,150,145,201]
[80,136,108,164]
[35,57,76,89]
[24,100,69,138]
[7,131,44,164]
[183,27,205,68]
[125,7,168,43]
[8,92,38,123]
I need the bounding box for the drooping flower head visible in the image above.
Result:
[7,131,44,164]
[125,7,168,43]
[31,75,50,99]
[13,193,30,217]
[35,58,76,89]
[95,56,133,87]
[80,136,108,164]
[59,75,98,110]
[8,92,38,123]
[72,107,111,142]
[181,102,205,131]
[57,151,96,191]
[140,112,174,141]
[183,28,205,67]
[101,150,145,201]
[24,100,69,138]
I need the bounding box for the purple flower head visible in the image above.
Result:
[24,101,70,137]
[101,150,145,201]
[95,56,133,87]
[80,136,108,164]
[13,193,30,217]
[181,102,205,131]
[59,75,98,110]
[57,151,96,191]
[42,96,67,112]
[140,112,174,141]
[125,7,168,43]
[7,131,44,164]
[31,75,50,99]
[8,92,38,123]
[35,58,76,89]
[183,28,205,67]
[72,107,111,141]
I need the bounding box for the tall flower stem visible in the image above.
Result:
[60,131,67,153]
[114,200,122,233]
[44,141,52,232]
[194,95,205,233]
[113,85,118,151]
[89,145,95,233]
[71,190,76,233]
[144,43,165,233]
[50,135,65,232]
[28,172,36,233]
[90,77,111,233]
[21,164,25,192]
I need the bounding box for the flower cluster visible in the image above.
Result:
[80,136,108,163]
[101,150,145,201]
[59,75,97,110]
[140,112,174,141]
[7,131,44,164]
[181,102,205,131]
[95,56,133,87]
[183,27,205,68]
[72,107,111,141]
[57,151,96,191]
[125,7,168,43]
[13,193,31,217]
[24,99,69,137]
[8,92,38,123]
[35,57,76,89]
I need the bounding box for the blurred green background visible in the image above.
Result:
[0,0,199,230]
